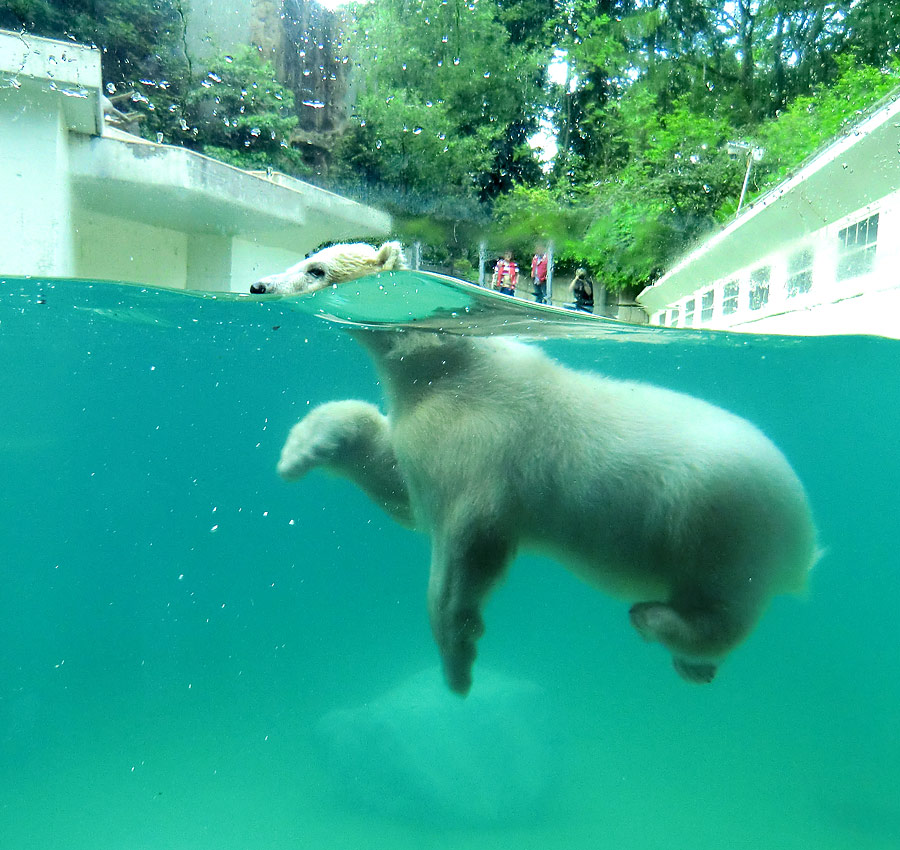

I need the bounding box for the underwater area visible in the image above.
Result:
[1,277,899,850]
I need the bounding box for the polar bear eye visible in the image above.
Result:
[308,266,327,279]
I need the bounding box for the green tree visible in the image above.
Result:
[339,0,548,200]
[179,48,306,174]
[0,0,187,86]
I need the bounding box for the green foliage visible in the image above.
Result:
[753,55,900,191]
[332,0,551,260]
[0,0,186,85]
[180,48,302,172]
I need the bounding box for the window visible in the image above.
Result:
[786,248,813,297]
[722,280,739,315]
[670,307,679,327]
[684,298,695,326]
[701,289,714,321]
[837,213,879,281]
[749,266,770,311]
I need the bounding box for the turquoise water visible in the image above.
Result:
[1,278,899,850]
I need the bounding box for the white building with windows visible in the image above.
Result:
[637,90,900,338]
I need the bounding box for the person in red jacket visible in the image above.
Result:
[531,245,548,304]
[492,251,518,296]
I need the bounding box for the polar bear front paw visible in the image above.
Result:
[277,400,384,481]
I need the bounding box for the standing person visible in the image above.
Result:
[492,251,518,297]
[531,245,548,304]
[570,267,594,313]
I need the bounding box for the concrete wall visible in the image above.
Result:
[0,91,74,276]
[231,238,302,288]
[72,208,189,289]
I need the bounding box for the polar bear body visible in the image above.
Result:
[258,243,817,694]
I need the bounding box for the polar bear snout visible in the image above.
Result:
[249,282,268,294]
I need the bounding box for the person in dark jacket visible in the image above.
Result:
[570,268,594,313]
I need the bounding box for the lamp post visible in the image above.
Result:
[727,141,764,218]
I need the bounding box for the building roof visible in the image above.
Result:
[638,89,900,313]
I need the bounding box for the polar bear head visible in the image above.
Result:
[250,241,407,296]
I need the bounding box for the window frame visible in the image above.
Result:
[836,212,879,282]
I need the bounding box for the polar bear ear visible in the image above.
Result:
[375,241,407,271]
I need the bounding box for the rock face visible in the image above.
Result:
[251,0,352,166]
[315,667,561,827]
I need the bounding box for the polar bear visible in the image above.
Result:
[250,241,406,296]
[252,242,817,695]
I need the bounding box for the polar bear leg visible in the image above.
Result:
[629,596,761,684]
[426,519,514,696]
[277,400,413,526]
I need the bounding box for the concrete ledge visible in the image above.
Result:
[0,29,101,134]
[69,132,390,251]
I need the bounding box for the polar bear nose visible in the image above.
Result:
[250,283,267,294]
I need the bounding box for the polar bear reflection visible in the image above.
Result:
[253,242,817,694]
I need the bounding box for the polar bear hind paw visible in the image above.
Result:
[629,600,737,684]
[672,657,718,684]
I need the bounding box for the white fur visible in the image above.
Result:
[252,241,405,295]
[266,243,817,694]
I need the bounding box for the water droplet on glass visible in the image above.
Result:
[453,57,460,65]
[484,71,490,78]
[413,127,423,135]
[250,127,261,136]
[106,82,116,94]
[224,55,234,63]
[442,35,448,43]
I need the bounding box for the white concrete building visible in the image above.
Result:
[0,29,390,292]
[637,90,900,338]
